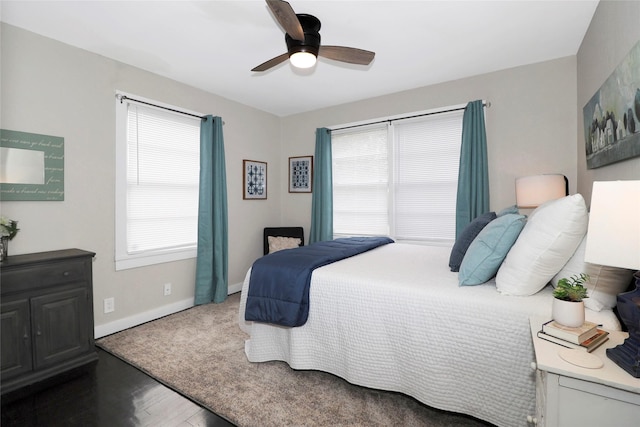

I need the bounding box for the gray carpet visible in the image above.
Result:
[97,292,492,427]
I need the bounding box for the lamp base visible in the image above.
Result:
[606,274,640,378]
[606,340,640,378]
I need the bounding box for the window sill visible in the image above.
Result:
[115,248,197,271]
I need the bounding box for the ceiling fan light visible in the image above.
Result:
[290,51,316,68]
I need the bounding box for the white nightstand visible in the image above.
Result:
[529,318,640,427]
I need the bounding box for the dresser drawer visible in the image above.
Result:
[1,259,88,293]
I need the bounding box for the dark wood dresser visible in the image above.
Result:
[1,249,98,395]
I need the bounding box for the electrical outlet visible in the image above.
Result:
[104,297,115,313]
[163,283,172,296]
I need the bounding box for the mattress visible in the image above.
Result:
[238,243,620,427]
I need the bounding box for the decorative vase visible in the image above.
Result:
[552,298,585,327]
[0,236,8,262]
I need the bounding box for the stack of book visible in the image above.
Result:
[537,320,609,352]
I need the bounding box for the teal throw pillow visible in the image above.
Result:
[458,213,526,286]
[497,204,519,216]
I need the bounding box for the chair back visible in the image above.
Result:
[263,227,304,255]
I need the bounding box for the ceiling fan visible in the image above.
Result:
[252,0,375,72]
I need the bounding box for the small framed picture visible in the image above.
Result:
[289,156,313,193]
[243,160,267,200]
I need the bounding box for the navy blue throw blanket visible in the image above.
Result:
[245,236,394,327]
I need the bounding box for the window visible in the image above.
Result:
[332,124,389,236]
[332,108,465,245]
[115,92,201,270]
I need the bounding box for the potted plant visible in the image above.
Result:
[0,216,19,261]
[552,273,589,327]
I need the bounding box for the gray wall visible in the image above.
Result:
[576,0,640,204]
[2,0,639,335]
[280,57,579,236]
[1,24,282,334]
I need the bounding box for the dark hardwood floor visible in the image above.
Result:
[1,348,235,427]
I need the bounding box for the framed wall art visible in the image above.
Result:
[0,129,65,201]
[243,159,267,199]
[583,39,640,169]
[289,155,313,193]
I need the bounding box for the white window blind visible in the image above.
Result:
[393,111,462,242]
[115,93,201,270]
[126,105,200,253]
[332,124,389,236]
[332,108,464,244]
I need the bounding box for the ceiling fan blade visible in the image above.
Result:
[266,0,305,42]
[251,52,290,72]
[318,46,375,66]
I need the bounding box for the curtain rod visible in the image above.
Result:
[331,101,491,132]
[117,94,207,120]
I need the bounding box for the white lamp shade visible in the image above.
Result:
[584,180,640,270]
[515,174,567,208]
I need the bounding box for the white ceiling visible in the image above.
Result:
[1,0,599,117]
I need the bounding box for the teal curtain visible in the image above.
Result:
[309,128,333,244]
[455,100,489,238]
[195,116,228,304]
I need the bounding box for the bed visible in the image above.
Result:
[238,195,629,427]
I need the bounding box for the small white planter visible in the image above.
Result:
[552,298,585,327]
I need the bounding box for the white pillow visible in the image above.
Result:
[551,235,635,311]
[268,236,301,253]
[496,194,588,296]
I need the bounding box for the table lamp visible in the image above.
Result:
[515,174,568,208]
[584,180,640,377]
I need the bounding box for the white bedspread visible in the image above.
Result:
[238,243,620,427]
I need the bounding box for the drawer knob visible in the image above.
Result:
[63,271,70,276]
[527,415,538,425]
[530,361,537,370]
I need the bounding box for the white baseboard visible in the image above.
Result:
[228,280,243,294]
[94,281,244,339]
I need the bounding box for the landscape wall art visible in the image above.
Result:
[583,39,640,169]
